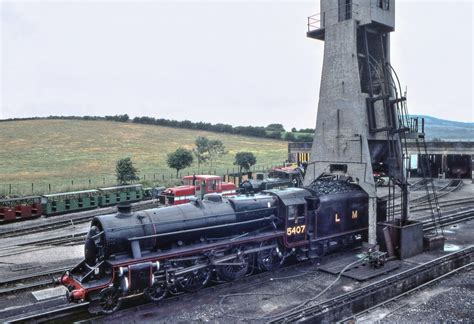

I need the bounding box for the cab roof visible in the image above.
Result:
[264,187,309,206]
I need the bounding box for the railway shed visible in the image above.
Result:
[289,141,474,179]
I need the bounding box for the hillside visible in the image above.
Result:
[412,115,474,141]
[0,120,287,195]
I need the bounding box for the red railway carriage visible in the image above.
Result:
[0,196,43,222]
[159,175,237,205]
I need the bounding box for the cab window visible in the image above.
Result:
[288,205,297,220]
[297,204,305,216]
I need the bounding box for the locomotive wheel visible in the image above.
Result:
[144,280,167,302]
[257,239,284,271]
[98,287,122,314]
[175,256,211,293]
[216,246,250,281]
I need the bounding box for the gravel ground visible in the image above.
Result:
[357,267,474,323]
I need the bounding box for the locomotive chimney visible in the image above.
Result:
[117,202,132,215]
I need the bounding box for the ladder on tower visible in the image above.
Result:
[367,59,443,235]
[410,116,444,236]
[395,90,444,236]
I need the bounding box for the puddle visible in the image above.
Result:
[444,243,461,252]
[342,285,354,292]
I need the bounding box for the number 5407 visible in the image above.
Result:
[287,225,306,236]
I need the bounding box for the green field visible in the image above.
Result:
[0,119,288,195]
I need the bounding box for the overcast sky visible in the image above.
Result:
[1,0,472,130]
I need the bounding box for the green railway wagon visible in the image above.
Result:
[42,189,100,216]
[98,184,143,207]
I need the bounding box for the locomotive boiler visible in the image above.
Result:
[59,180,384,314]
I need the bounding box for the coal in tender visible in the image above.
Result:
[306,178,362,196]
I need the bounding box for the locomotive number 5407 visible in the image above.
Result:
[287,225,306,236]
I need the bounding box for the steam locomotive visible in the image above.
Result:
[239,166,305,193]
[59,179,385,314]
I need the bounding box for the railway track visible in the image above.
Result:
[0,265,76,296]
[1,202,472,299]
[340,262,474,323]
[0,203,161,256]
[389,179,464,216]
[410,197,474,213]
[0,200,159,239]
[409,179,463,205]
[1,186,472,321]
[268,246,474,323]
[3,258,323,323]
[407,178,427,192]
[5,213,474,322]
[0,232,87,257]
[422,208,474,232]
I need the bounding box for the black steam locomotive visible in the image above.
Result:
[59,180,384,314]
[239,166,305,193]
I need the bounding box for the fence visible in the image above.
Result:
[0,164,278,196]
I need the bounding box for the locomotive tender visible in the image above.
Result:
[59,180,384,314]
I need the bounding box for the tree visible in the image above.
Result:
[266,123,285,132]
[266,131,283,139]
[298,128,315,133]
[116,157,139,184]
[291,127,297,132]
[296,134,314,142]
[284,132,296,141]
[193,136,210,172]
[234,152,257,175]
[167,148,194,177]
[208,139,228,169]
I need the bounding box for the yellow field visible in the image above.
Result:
[0,119,287,194]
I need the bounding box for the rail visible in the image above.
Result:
[343,261,474,322]
[269,246,474,323]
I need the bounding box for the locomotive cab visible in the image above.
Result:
[265,188,310,248]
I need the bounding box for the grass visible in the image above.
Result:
[0,119,288,195]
